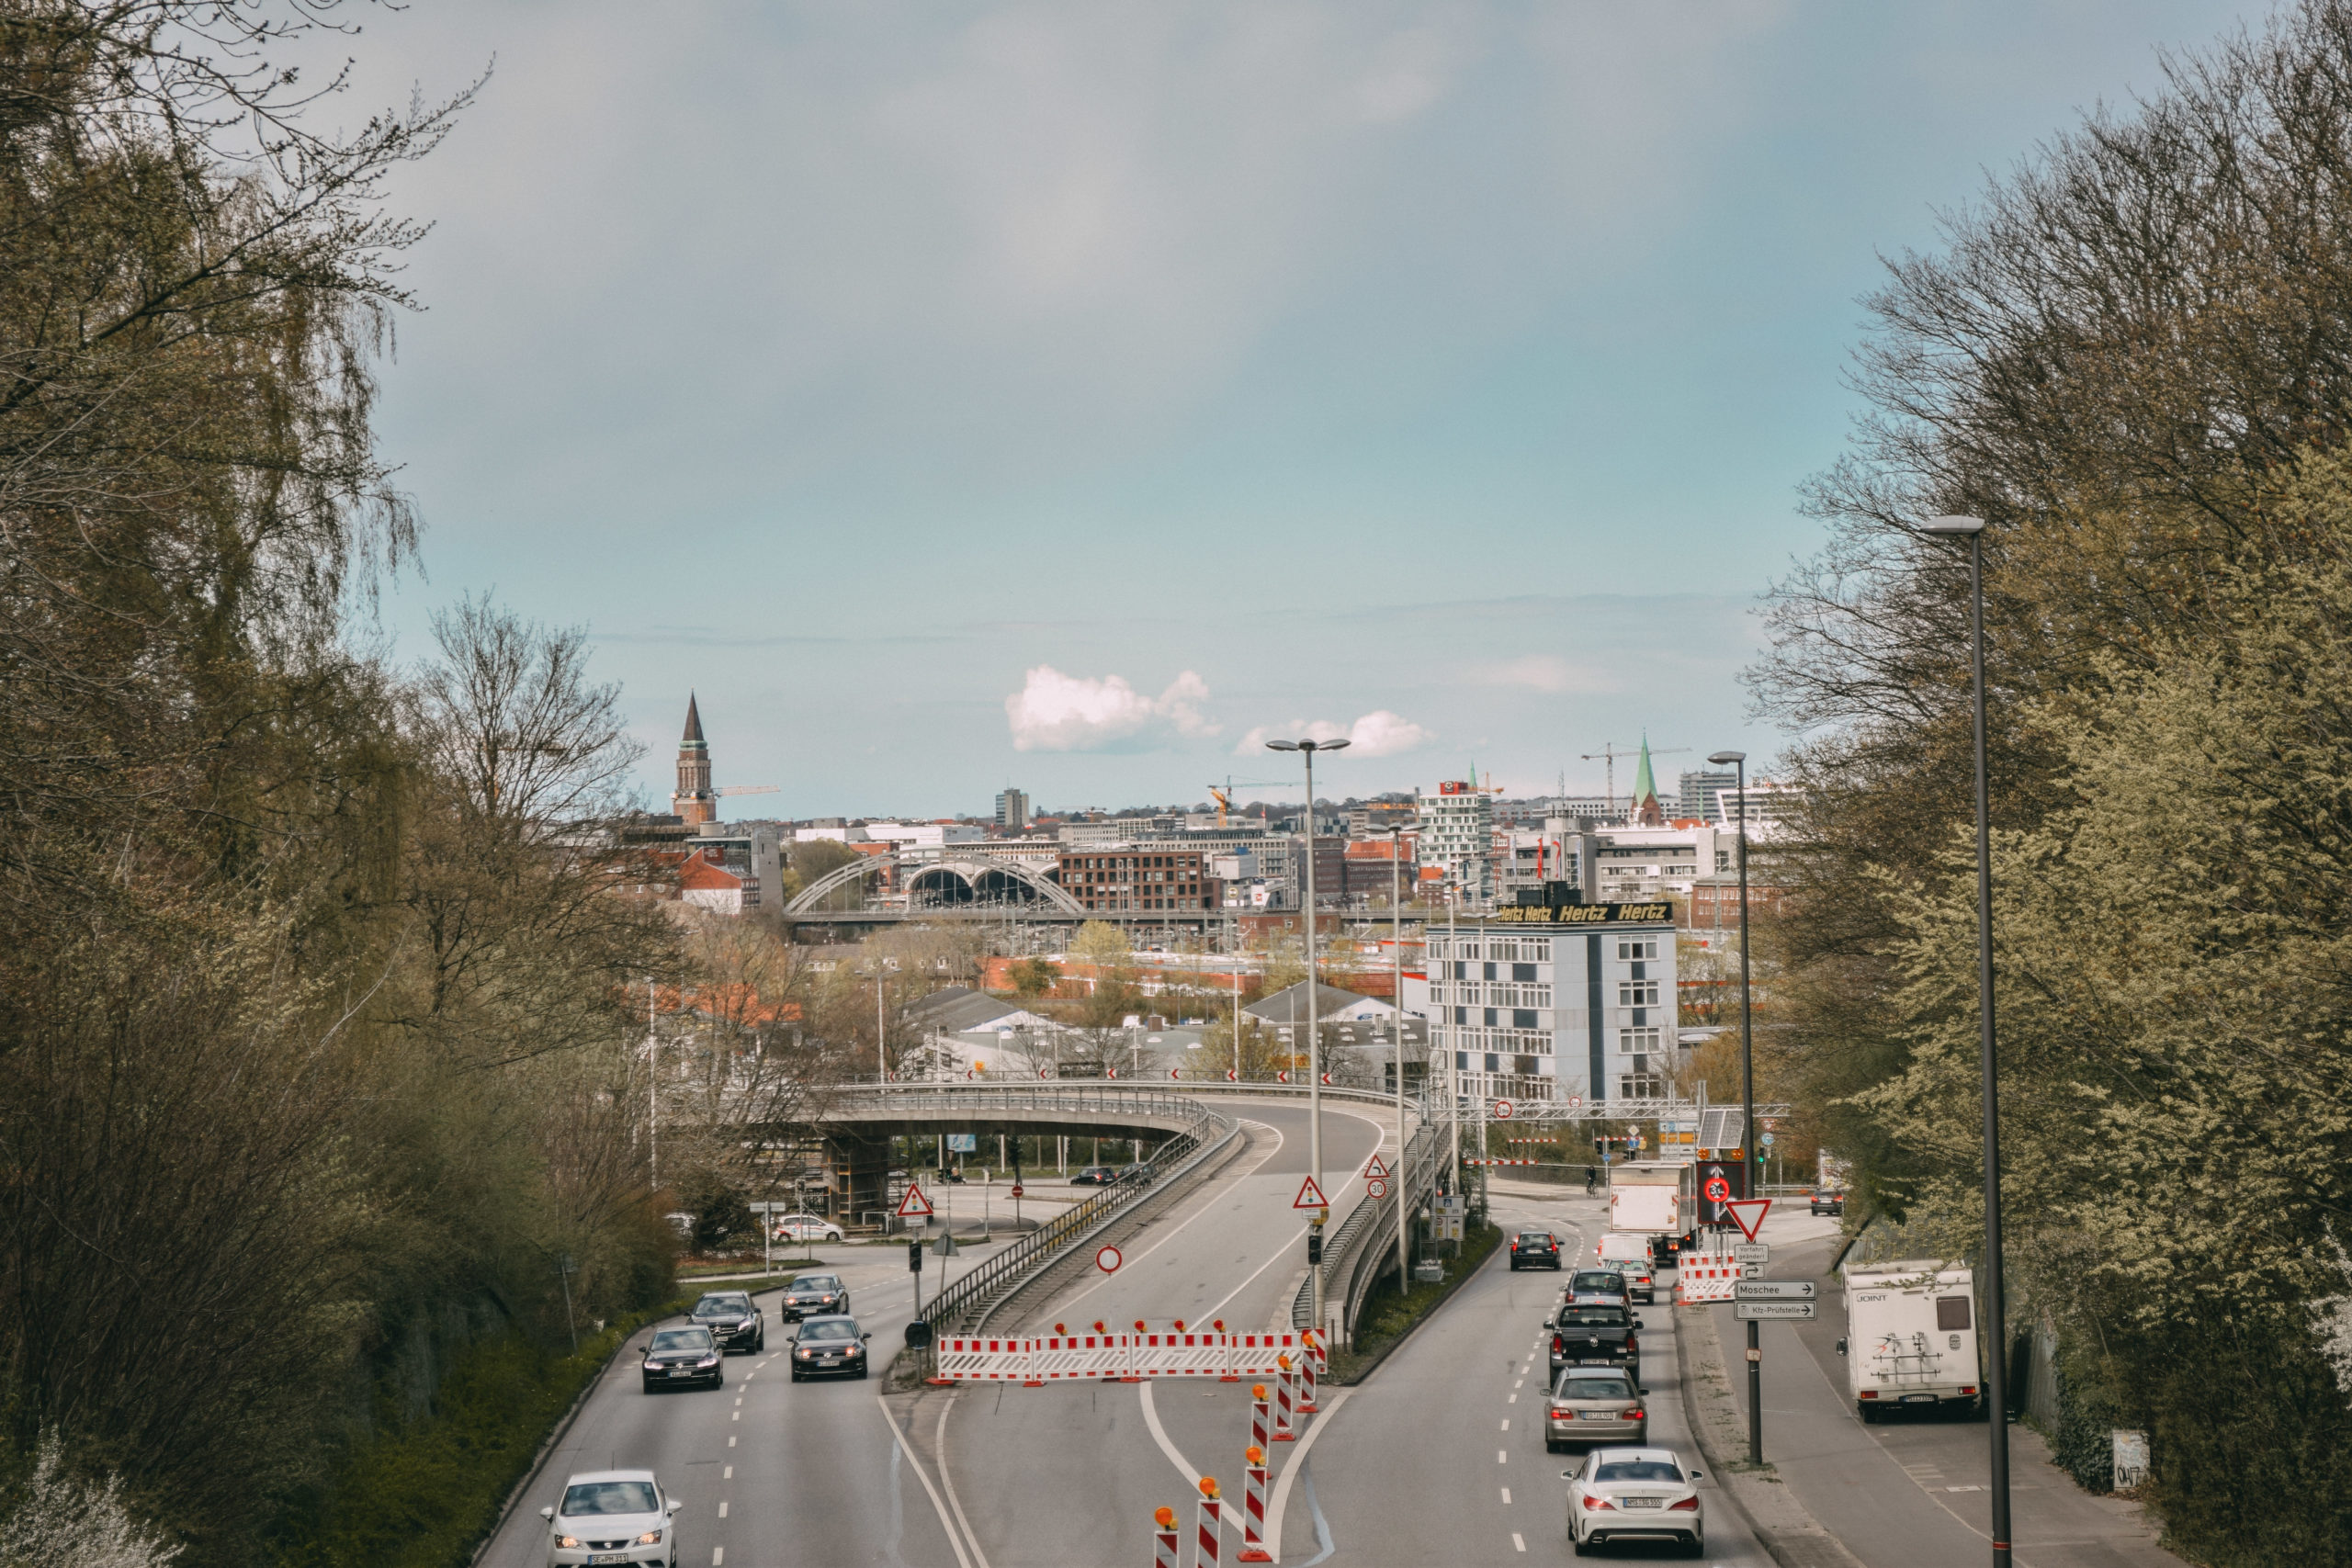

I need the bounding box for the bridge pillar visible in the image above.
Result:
[827,1128,894,1233]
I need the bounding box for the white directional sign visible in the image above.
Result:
[1734,1280,1816,1301]
[1736,1301,1816,1320]
[1733,1244,1770,1265]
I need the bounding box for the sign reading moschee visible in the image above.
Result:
[1481,901,1676,926]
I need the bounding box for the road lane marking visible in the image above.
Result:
[731,1411,739,1420]
[1499,1419,1510,1430]
[1508,1393,1517,1404]
[728,1435,735,1447]
[712,1551,723,1565]
[1138,1381,1202,1488]
[1264,1387,1351,1562]
[723,1466,732,1479]
[1498,1450,1507,1463]
[874,1396,976,1568]
[718,1500,729,1517]
[1500,1488,1511,1504]
[1052,1121,1290,1315]
[1513,1380,1523,1389]
[935,1394,995,1568]
[1511,1533,1525,1551]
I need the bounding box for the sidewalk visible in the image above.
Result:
[1714,1236,2187,1568]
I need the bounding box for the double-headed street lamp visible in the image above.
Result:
[1706,748,1759,1464]
[1919,512,2012,1566]
[1266,736,1347,1340]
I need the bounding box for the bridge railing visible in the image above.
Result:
[1293,1117,1445,1343]
[914,1093,1238,1334]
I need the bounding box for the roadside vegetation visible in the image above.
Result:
[1326,1222,1502,1384]
[1758,4,2352,1559]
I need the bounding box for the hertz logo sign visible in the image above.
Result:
[1477,901,1675,925]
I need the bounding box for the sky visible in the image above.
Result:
[324,0,2267,819]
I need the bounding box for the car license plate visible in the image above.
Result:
[1580,1412,1619,1421]
[1622,1496,1662,1509]
[670,1367,692,1377]
[590,1556,630,1565]
[1903,1393,1937,1404]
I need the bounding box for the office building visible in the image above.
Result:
[1055,847,1220,914]
[1417,781,1494,903]
[995,787,1029,832]
[1677,769,1739,824]
[1425,901,1679,1105]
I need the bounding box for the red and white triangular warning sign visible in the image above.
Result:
[1724,1197,1771,1242]
[1292,1176,1329,1211]
[897,1182,934,1219]
[1362,1154,1391,1181]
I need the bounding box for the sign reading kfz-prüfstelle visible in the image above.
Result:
[1481,901,1676,926]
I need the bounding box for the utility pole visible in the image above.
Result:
[1388,826,1409,1288]
[646,976,660,1191]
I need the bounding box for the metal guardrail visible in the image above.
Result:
[827,1080,1219,1126]
[1293,1118,1444,1340]
[917,1094,1238,1333]
[824,1076,1437,1119]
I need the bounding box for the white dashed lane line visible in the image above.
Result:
[1512,1532,1526,1551]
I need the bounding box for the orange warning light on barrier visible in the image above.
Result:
[1277,1354,1291,1371]
[1093,1320,1108,1335]
[1246,1446,1265,1466]
[1251,1383,1268,1399]
[1213,1319,1227,1333]
[1135,1319,1148,1333]
[1199,1477,1221,1499]
[1174,1318,1187,1333]
[1155,1507,1177,1529]
[1055,1323,1068,1336]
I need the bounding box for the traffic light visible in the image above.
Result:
[1306,1225,1324,1267]
[908,1237,923,1273]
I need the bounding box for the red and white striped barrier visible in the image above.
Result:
[1226,1331,1304,1378]
[1152,1506,1181,1568]
[927,1326,1314,1385]
[1296,1331,1320,1414]
[1193,1482,1223,1568]
[1132,1330,1228,1379]
[1029,1332,1128,1382]
[935,1335,1032,1381]
[1464,1157,1547,1166]
[1272,1356,1297,1441]
[1237,1448,1272,1562]
[1249,1390,1270,1454]
[1675,1255,1741,1303]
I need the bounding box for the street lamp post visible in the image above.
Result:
[1921,512,2012,1566]
[1708,748,1758,1464]
[1266,736,1349,1341]
[1385,825,1409,1288]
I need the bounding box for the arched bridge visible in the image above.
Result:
[786,851,1084,917]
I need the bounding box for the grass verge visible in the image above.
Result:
[1323,1223,1502,1385]
[268,1297,688,1568]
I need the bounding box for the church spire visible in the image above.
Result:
[1630,733,1664,826]
[673,693,715,826]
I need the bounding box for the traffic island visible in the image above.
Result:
[1673,1294,1866,1568]
[1323,1223,1501,1385]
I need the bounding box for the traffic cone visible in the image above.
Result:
[1249,1388,1269,1454]
[1152,1506,1180,1568]
[1193,1478,1223,1568]
[1272,1357,1296,1441]
[1237,1448,1272,1562]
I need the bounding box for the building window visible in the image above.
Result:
[1619,981,1660,1008]
[1616,939,1658,962]
[1618,1072,1664,1098]
[1618,1027,1662,1055]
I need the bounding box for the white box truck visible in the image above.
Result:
[1606,1163,1693,1243]
[1838,1259,1984,1421]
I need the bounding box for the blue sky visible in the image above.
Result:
[338,0,2264,818]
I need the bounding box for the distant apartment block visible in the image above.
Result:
[1417,781,1494,902]
[1056,848,1219,914]
[995,787,1029,832]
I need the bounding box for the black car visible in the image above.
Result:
[787,1314,872,1381]
[641,1325,724,1392]
[1117,1161,1156,1184]
[778,1272,849,1322]
[1810,1190,1846,1216]
[1069,1167,1119,1186]
[1510,1229,1563,1270]
[689,1290,764,1353]
[1549,1301,1641,1377]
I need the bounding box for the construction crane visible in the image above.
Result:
[1207,777,1288,826]
[715,784,779,797]
[1577,741,1688,821]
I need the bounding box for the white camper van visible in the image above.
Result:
[1838,1258,1983,1421]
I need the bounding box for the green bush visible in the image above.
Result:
[271,1301,684,1568]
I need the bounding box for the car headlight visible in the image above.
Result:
[697,1355,718,1368]
[555,1535,581,1548]
[636,1529,664,1544]
[797,1348,814,1358]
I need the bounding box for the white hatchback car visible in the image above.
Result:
[1566,1447,1704,1557]
[772,1213,844,1243]
[540,1470,681,1567]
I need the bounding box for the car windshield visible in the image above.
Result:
[562,1480,659,1516]
[1518,1232,1553,1243]
[1572,1272,1624,1292]
[1557,1376,1634,1402]
[650,1329,712,1352]
[693,1296,749,1315]
[1595,1461,1684,1483]
[791,1277,838,1292]
[802,1320,858,1341]
[1560,1306,1629,1327]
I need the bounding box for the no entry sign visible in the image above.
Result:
[1095,1244,1123,1274]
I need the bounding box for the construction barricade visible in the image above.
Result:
[929,1325,1317,1386]
[934,1335,1035,1382]
[1675,1254,1741,1303]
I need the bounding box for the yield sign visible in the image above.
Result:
[897,1182,934,1219]
[1724,1197,1772,1242]
[1292,1176,1329,1211]
[1362,1154,1391,1181]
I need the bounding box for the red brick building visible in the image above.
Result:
[1056,848,1219,914]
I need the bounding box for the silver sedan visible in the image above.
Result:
[1565,1447,1704,1557]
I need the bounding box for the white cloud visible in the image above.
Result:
[1467,654,1615,695]
[1236,709,1431,758]
[1006,666,1218,751]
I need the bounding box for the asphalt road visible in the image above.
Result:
[478,1097,1392,1568]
